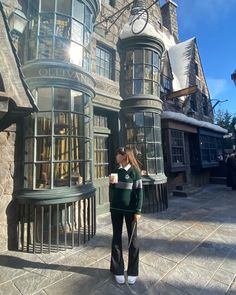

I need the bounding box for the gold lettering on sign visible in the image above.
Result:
[38,67,94,87]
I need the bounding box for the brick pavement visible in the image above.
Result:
[0,184,236,295]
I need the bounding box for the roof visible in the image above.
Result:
[0,3,37,127]
[168,37,196,93]
[161,111,228,134]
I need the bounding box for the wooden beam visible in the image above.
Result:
[166,85,197,100]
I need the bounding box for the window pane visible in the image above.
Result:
[144,113,153,126]
[41,0,55,12]
[40,14,54,36]
[146,128,154,142]
[147,159,156,174]
[54,137,69,161]
[36,163,50,188]
[84,6,92,30]
[144,65,152,79]
[71,137,83,160]
[71,20,83,43]
[144,80,152,94]
[146,143,155,157]
[134,49,143,63]
[154,127,161,142]
[96,46,113,79]
[54,88,70,110]
[71,90,83,112]
[56,15,70,38]
[36,137,51,161]
[73,1,84,22]
[153,67,159,81]
[57,0,71,15]
[134,113,144,127]
[134,80,143,95]
[153,52,159,67]
[37,112,52,135]
[37,88,52,110]
[84,32,91,51]
[71,162,83,185]
[54,112,69,135]
[134,65,143,79]
[54,162,69,186]
[71,114,83,136]
[145,50,152,64]
[70,42,83,66]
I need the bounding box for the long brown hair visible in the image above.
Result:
[116,147,141,172]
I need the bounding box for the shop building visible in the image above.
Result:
[0,0,227,252]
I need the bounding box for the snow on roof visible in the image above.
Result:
[168,38,195,93]
[119,17,164,41]
[162,26,176,50]
[161,111,228,134]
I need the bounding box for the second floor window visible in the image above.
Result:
[190,94,197,112]
[162,76,172,93]
[202,94,209,116]
[96,45,114,80]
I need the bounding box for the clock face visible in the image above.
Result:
[131,9,148,35]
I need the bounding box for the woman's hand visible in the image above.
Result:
[134,214,141,222]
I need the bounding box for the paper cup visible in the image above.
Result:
[109,173,118,184]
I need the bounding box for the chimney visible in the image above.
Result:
[161,0,179,42]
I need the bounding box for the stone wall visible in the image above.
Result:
[0,124,17,251]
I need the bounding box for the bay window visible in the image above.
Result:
[24,87,92,189]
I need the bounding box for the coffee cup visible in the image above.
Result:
[109,173,118,184]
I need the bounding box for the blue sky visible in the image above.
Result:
[160,0,236,116]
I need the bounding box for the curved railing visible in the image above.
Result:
[16,185,96,253]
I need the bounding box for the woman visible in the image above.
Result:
[109,147,143,285]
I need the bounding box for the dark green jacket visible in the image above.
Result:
[109,165,143,215]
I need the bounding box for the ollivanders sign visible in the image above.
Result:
[23,65,95,88]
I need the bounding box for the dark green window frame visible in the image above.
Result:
[124,48,161,97]
[24,87,92,190]
[170,130,185,165]
[96,44,114,80]
[25,0,93,71]
[125,112,163,175]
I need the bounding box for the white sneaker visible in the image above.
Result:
[128,276,137,284]
[115,275,125,284]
